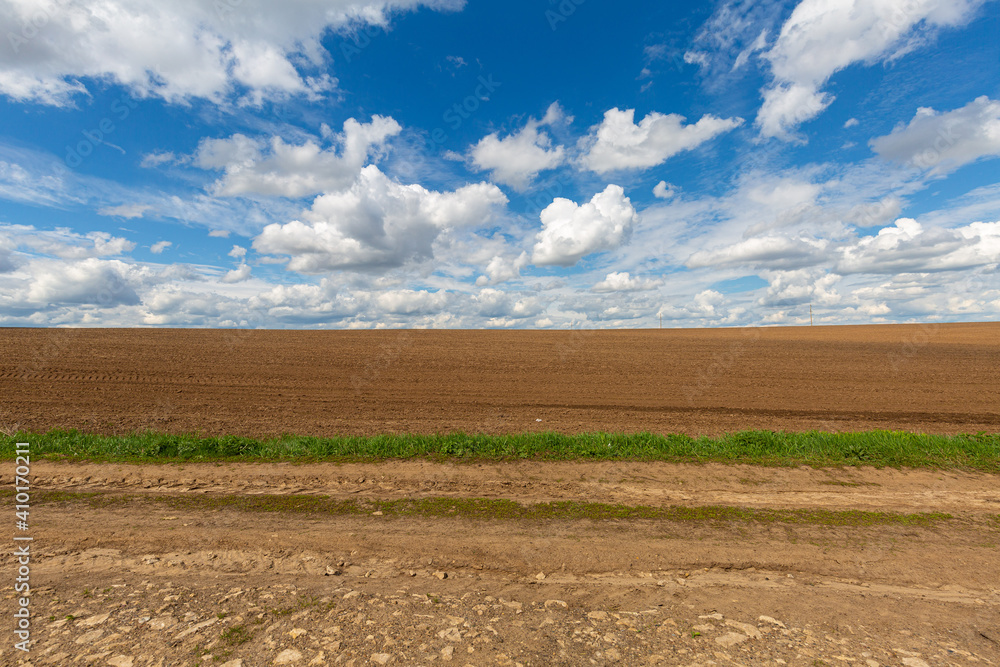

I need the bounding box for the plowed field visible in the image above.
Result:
[1,322,999,436]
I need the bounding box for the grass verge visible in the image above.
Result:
[3,489,954,527]
[1,429,998,471]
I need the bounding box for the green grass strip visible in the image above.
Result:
[1,429,999,471]
[10,489,954,527]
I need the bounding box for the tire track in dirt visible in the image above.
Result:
[16,460,1000,514]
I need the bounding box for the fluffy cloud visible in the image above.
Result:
[757,0,984,139]
[869,96,1000,175]
[531,185,637,266]
[591,271,662,292]
[222,263,252,283]
[0,0,463,106]
[580,108,743,173]
[756,83,833,142]
[150,241,172,254]
[658,289,746,324]
[468,103,567,190]
[26,258,140,306]
[687,235,829,270]
[475,252,529,286]
[253,165,507,272]
[198,116,401,198]
[473,288,544,319]
[757,269,840,307]
[0,225,135,259]
[652,181,675,199]
[837,218,1000,274]
[375,289,449,314]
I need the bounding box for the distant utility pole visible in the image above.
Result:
[810,304,813,326]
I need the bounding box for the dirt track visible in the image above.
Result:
[1,323,999,436]
[2,324,1000,665]
[4,461,1000,666]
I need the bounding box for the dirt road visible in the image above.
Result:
[1,323,999,437]
[4,460,1000,665]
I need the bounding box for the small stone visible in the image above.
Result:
[544,599,568,609]
[175,618,216,639]
[220,660,244,667]
[758,615,786,628]
[865,661,879,667]
[79,613,111,627]
[437,627,462,642]
[371,654,391,665]
[699,613,724,620]
[107,656,134,667]
[535,572,545,580]
[725,620,762,639]
[325,566,341,576]
[288,628,307,639]
[605,647,621,661]
[274,649,303,664]
[433,571,448,580]
[587,611,608,621]
[308,654,325,666]
[147,615,175,630]
[902,659,930,667]
[715,632,749,647]
[75,629,104,644]
[441,645,455,661]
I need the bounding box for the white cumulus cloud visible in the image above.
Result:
[837,217,1000,274]
[475,251,529,286]
[579,108,743,174]
[869,96,1000,175]
[198,116,401,198]
[591,271,662,292]
[1,225,136,259]
[222,263,252,283]
[26,258,140,306]
[531,184,637,266]
[686,235,829,270]
[468,103,567,190]
[0,0,464,106]
[757,0,985,140]
[652,181,675,199]
[253,165,507,272]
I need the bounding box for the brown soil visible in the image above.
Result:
[1,323,999,437]
[2,324,999,665]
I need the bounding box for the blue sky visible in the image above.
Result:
[0,0,999,328]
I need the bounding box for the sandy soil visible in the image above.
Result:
[2,324,999,665]
[1,323,999,436]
